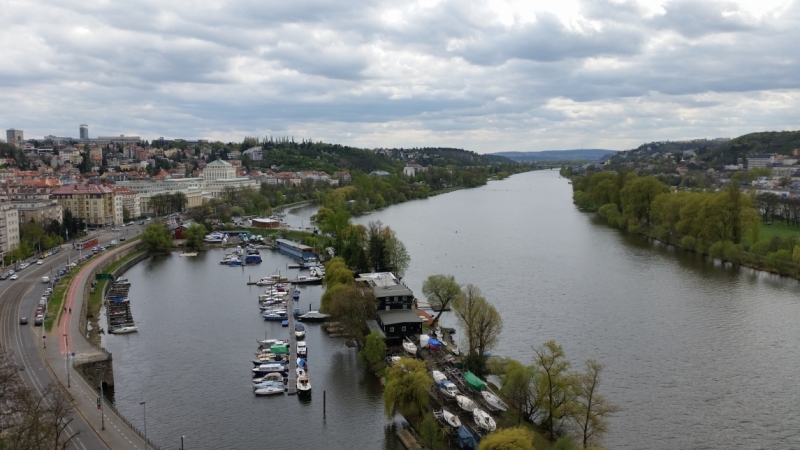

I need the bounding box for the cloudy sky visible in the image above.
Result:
[2,0,799,152]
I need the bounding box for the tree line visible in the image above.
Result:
[569,169,800,276]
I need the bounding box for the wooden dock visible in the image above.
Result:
[287,294,297,395]
[395,429,422,450]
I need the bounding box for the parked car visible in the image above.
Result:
[120,237,127,242]
[34,316,43,326]
[0,273,7,280]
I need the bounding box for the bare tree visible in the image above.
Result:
[571,360,619,448]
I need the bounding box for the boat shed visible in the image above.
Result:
[376,309,423,347]
[275,239,316,261]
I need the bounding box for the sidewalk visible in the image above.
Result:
[44,243,148,450]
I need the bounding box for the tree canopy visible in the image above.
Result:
[478,427,536,450]
[141,222,173,253]
[383,357,431,419]
[422,274,462,325]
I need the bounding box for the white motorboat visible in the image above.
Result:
[481,390,508,412]
[254,382,285,396]
[252,362,286,376]
[432,370,447,385]
[439,380,459,399]
[402,339,417,356]
[179,251,198,257]
[296,369,311,395]
[292,275,322,284]
[296,341,307,357]
[109,325,138,334]
[257,338,288,348]
[297,311,329,322]
[252,372,284,384]
[253,380,284,390]
[456,395,474,412]
[472,408,496,432]
[294,323,306,339]
[442,409,461,428]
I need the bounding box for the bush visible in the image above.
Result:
[680,235,696,251]
[750,240,770,256]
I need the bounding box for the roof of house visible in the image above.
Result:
[206,159,232,167]
[377,309,424,326]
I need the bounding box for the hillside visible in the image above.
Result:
[493,149,617,162]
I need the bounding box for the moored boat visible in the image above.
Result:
[292,275,322,284]
[296,371,311,395]
[252,362,287,376]
[296,340,307,357]
[254,381,285,396]
[294,323,305,339]
[297,311,329,322]
[109,325,138,334]
[179,252,198,257]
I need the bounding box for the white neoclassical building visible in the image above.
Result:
[201,159,258,198]
[203,159,237,182]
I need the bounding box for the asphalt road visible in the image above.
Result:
[0,224,145,449]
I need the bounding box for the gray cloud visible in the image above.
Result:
[0,0,799,152]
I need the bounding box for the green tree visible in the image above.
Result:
[478,427,535,450]
[323,285,376,346]
[184,223,207,249]
[418,412,446,450]
[452,284,503,360]
[571,360,619,448]
[619,176,669,225]
[383,357,431,419]
[358,330,387,369]
[533,341,574,439]
[384,234,410,277]
[499,359,540,425]
[122,206,131,222]
[141,222,173,253]
[422,274,462,326]
[322,257,354,287]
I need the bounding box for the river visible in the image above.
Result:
[103,170,800,449]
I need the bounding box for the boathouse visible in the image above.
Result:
[357,272,423,346]
[275,239,316,261]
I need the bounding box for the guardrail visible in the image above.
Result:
[70,367,165,450]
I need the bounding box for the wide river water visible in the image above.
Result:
[103,170,800,449]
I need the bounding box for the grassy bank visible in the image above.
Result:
[758,222,800,240]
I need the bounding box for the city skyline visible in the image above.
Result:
[2,0,799,153]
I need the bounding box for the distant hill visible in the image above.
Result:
[491,149,617,162]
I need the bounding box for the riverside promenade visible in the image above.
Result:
[44,241,149,450]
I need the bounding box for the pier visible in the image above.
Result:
[287,294,297,394]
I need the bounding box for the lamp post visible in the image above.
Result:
[140,401,146,449]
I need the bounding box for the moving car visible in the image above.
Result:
[36,259,44,265]
[10,274,18,280]
[19,317,27,325]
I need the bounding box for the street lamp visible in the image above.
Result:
[140,401,147,449]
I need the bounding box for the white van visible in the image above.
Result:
[42,276,50,284]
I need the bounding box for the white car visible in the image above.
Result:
[10,274,18,280]
[36,259,44,265]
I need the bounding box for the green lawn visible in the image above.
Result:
[759,222,800,240]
